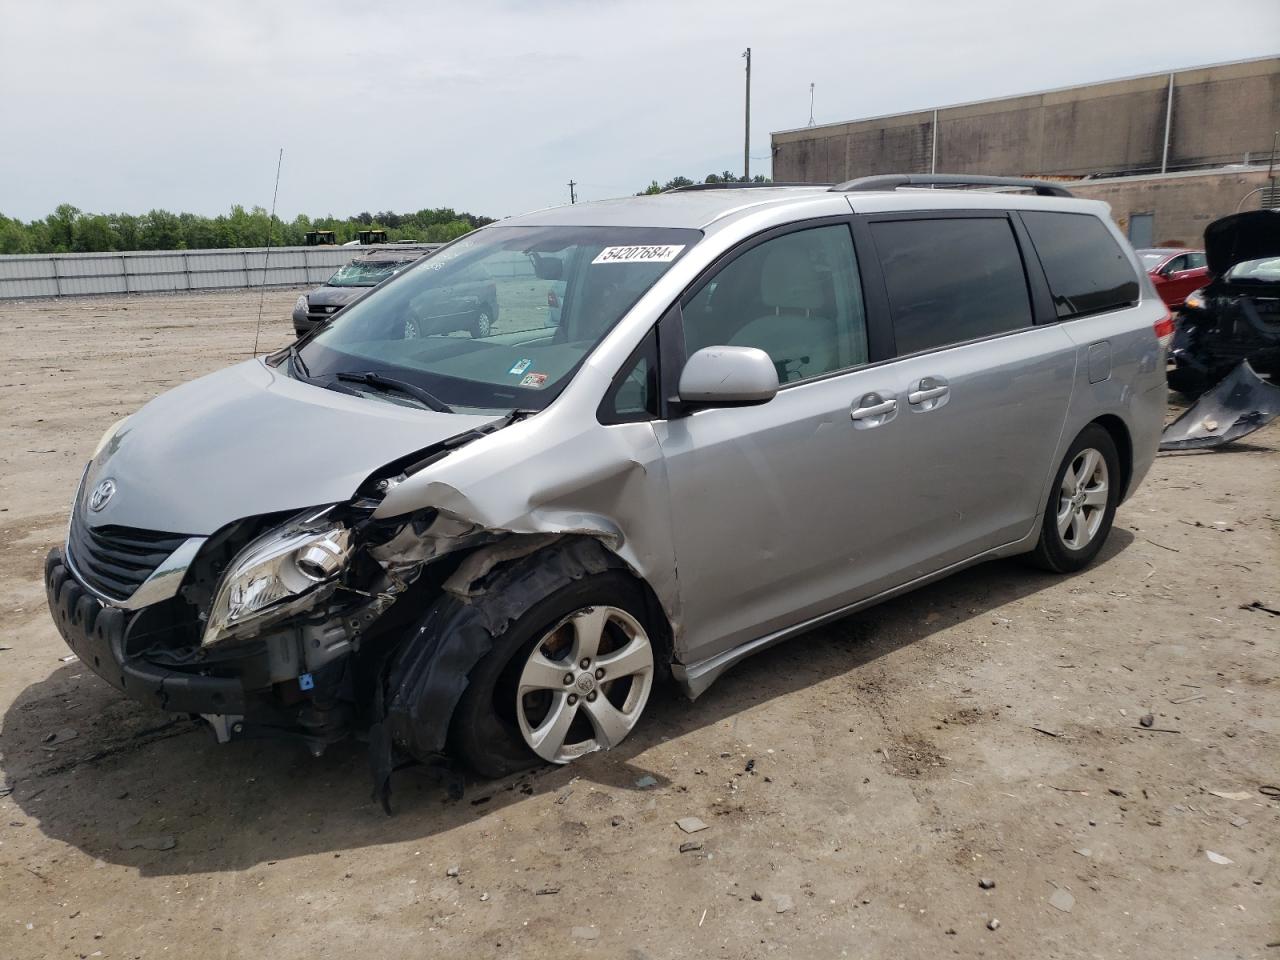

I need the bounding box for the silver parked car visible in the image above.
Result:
[45,176,1168,798]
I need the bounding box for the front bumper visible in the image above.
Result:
[45,548,250,715]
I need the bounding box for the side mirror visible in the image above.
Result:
[677,346,779,408]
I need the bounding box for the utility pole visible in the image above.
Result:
[742,47,751,181]
[808,82,815,127]
[568,180,577,204]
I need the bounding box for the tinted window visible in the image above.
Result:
[870,217,1033,355]
[1022,211,1139,319]
[683,225,868,384]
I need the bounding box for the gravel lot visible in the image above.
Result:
[1,290,1277,959]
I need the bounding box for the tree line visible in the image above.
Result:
[637,173,772,194]
[0,204,495,255]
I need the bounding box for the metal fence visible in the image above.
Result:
[0,244,442,300]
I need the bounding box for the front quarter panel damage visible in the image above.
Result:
[370,381,682,645]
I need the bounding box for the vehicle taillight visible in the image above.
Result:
[1154,311,1175,348]
[547,290,560,308]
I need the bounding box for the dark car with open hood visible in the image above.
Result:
[1168,209,1280,397]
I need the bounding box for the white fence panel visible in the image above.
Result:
[0,244,442,299]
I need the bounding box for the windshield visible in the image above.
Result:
[327,260,413,287]
[1224,256,1280,282]
[296,225,700,412]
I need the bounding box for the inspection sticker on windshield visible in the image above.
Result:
[592,244,685,265]
[520,372,548,388]
[508,358,532,376]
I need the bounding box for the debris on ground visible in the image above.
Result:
[1160,361,1280,451]
[117,836,176,851]
[978,878,996,889]
[446,865,459,878]
[751,891,763,902]
[675,816,709,834]
[772,893,794,914]
[1205,851,1234,865]
[536,886,561,896]
[1049,887,1075,913]
[1209,790,1254,801]
[571,926,599,941]
[634,775,657,789]
[988,918,1001,931]
[679,841,703,853]
[41,728,78,746]
[1140,713,1155,727]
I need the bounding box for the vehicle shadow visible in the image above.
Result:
[1,531,1133,876]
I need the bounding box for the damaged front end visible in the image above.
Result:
[43,422,523,761]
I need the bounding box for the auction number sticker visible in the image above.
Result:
[508,358,532,376]
[592,244,685,265]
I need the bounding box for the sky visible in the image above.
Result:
[1,0,1277,222]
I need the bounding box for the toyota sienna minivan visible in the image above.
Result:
[46,176,1168,797]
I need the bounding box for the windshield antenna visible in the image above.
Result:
[252,147,284,357]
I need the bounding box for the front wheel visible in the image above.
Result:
[448,571,656,778]
[1027,425,1120,573]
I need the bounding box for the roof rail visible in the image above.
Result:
[830,174,1073,198]
[664,181,829,193]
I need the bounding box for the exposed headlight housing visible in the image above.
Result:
[295,294,309,312]
[203,509,352,647]
[1183,287,1207,311]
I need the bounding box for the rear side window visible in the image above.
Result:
[870,217,1033,356]
[1021,211,1139,319]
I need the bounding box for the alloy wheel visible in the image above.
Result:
[1056,447,1109,550]
[474,310,492,337]
[515,605,654,763]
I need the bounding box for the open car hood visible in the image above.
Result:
[82,360,499,536]
[1204,209,1280,277]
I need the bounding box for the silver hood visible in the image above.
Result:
[82,359,498,535]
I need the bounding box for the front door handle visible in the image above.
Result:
[851,399,897,419]
[850,392,898,427]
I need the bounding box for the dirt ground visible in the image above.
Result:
[1,290,1276,960]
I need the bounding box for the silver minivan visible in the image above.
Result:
[45,176,1169,798]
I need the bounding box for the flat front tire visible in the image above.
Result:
[1027,424,1120,573]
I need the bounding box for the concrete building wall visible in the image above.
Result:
[772,57,1279,184]
[1071,168,1272,249]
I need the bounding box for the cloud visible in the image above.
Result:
[2,0,1277,220]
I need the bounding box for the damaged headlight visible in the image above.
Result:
[203,509,352,647]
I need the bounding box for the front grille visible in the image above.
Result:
[67,511,187,602]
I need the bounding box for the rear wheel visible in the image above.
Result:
[448,571,656,778]
[470,304,495,338]
[1027,425,1120,573]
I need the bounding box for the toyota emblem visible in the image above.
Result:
[89,478,116,512]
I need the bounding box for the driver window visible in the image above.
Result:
[1165,255,1188,273]
[683,225,867,384]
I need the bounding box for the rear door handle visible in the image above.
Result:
[907,376,950,411]
[907,385,948,404]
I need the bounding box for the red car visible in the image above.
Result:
[1137,247,1210,309]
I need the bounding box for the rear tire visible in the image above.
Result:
[1027,424,1120,574]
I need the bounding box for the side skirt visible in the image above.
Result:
[670,531,1040,699]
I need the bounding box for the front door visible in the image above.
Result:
[657,222,919,663]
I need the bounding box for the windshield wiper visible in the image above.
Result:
[288,342,312,379]
[336,371,454,413]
